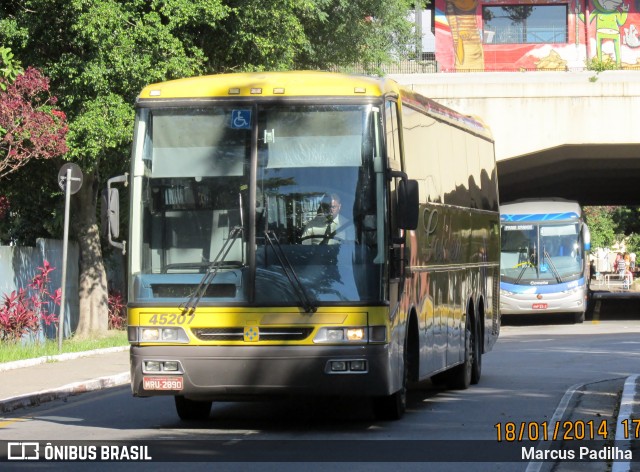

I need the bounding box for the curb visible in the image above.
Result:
[0,371,131,414]
[612,374,639,472]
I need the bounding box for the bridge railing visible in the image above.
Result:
[330,60,633,74]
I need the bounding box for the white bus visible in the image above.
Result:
[500,199,591,323]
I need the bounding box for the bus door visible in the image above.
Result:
[385,99,411,385]
[385,100,405,319]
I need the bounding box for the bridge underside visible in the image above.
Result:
[497,144,640,206]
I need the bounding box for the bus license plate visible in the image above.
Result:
[532,303,548,310]
[143,376,183,391]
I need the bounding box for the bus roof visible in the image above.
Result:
[137,70,493,141]
[138,70,397,100]
[500,199,582,222]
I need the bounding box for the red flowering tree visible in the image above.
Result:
[0,66,68,179]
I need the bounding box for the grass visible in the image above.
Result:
[0,330,128,364]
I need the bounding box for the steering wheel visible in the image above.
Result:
[513,261,534,269]
[300,233,343,244]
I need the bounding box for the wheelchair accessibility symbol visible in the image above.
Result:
[231,110,251,129]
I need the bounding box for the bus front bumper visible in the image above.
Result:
[500,289,586,315]
[130,344,393,401]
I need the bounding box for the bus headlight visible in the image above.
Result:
[346,328,365,341]
[313,326,386,344]
[129,327,190,344]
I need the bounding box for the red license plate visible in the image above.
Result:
[143,376,184,391]
[532,303,548,310]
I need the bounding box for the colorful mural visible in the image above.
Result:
[434,0,640,70]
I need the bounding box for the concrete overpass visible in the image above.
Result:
[391,71,640,206]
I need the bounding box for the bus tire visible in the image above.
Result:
[373,338,408,421]
[447,319,473,390]
[175,396,212,421]
[471,314,482,385]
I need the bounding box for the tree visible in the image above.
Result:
[583,206,617,250]
[611,206,640,253]
[0,46,22,87]
[612,207,640,236]
[296,0,417,71]
[0,0,416,338]
[0,67,68,179]
[0,49,67,245]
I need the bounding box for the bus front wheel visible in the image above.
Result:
[373,339,408,421]
[175,396,212,421]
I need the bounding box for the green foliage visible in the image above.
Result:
[584,206,640,253]
[612,206,640,253]
[585,56,619,72]
[0,46,22,89]
[0,330,127,363]
[626,233,640,254]
[612,207,640,235]
[583,206,617,249]
[296,0,417,74]
[0,158,63,245]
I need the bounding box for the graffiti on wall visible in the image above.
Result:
[434,0,640,70]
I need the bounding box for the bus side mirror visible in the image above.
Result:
[103,188,120,238]
[583,223,591,251]
[397,179,419,230]
[103,173,128,254]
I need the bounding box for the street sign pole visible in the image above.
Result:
[58,167,71,351]
[57,163,83,352]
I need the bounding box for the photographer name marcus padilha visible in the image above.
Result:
[522,445,632,461]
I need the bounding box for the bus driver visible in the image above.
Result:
[301,193,354,244]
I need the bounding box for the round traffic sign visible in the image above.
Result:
[58,163,83,195]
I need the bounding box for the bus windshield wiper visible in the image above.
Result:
[542,249,564,283]
[515,262,532,284]
[181,226,244,316]
[264,230,316,313]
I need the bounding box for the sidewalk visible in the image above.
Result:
[590,273,640,295]
[0,347,130,413]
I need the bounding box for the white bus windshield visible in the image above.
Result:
[500,222,584,284]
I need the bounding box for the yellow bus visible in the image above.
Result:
[106,71,501,421]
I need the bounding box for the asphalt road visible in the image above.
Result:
[1,302,639,472]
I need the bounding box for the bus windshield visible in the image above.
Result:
[500,222,584,284]
[132,103,384,306]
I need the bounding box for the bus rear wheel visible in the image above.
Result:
[471,315,482,385]
[447,320,473,390]
[175,396,212,421]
